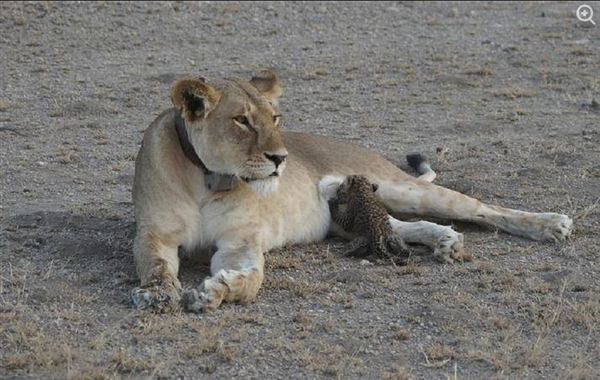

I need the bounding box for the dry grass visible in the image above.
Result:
[265,247,306,270]
[182,339,238,364]
[58,150,80,164]
[295,341,364,378]
[493,87,537,99]
[293,311,315,325]
[1,2,599,378]
[264,275,331,298]
[531,290,600,335]
[110,348,153,374]
[2,320,77,371]
[395,261,428,276]
[490,316,510,330]
[464,67,494,76]
[425,343,458,362]
[393,328,410,341]
[571,47,592,57]
[472,261,496,274]
[383,366,412,380]
[0,99,10,112]
[561,353,595,379]
[522,337,547,367]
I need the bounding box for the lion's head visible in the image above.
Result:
[170,70,287,196]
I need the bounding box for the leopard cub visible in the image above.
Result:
[328,175,409,261]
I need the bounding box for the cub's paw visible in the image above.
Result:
[388,236,410,256]
[130,281,181,312]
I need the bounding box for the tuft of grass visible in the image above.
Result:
[293,311,315,330]
[571,48,591,56]
[0,100,10,112]
[66,366,112,380]
[490,316,510,330]
[561,353,595,379]
[493,87,537,99]
[472,261,495,274]
[393,328,410,341]
[523,337,547,367]
[464,67,494,76]
[58,150,80,164]
[14,16,27,26]
[425,343,458,361]
[111,349,153,374]
[383,365,412,380]
[265,276,330,298]
[266,248,305,270]
[396,262,427,276]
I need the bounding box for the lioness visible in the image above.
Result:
[131,71,572,311]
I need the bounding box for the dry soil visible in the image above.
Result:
[1,2,599,379]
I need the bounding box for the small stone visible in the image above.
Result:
[15,16,27,26]
[0,100,9,112]
[360,259,372,266]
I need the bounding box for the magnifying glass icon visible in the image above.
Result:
[577,4,596,25]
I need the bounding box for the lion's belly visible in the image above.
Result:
[263,167,332,249]
[268,187,331,249]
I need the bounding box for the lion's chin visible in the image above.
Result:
[246,176,279,197]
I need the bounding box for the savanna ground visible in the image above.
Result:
[1,1,599,379]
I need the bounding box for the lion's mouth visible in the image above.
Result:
[241,171,279,182]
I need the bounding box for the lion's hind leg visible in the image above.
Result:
[387,216,468,264]
[377,178,572,243]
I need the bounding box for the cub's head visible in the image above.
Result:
[337,175,379,203]
[170,70,287,196]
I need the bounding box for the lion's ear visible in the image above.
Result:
[250,70,282,104]
[170,78,221,122]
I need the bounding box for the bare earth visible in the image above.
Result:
[1,1,599,379]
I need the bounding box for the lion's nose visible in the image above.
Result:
[264,153,287,168]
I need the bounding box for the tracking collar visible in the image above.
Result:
[174,111,240,192]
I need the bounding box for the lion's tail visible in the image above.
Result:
[406,153,436,183]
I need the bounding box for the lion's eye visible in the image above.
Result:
[273,114,281,126]
[233,115,252,130]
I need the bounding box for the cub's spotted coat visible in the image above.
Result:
[329,175,409,261]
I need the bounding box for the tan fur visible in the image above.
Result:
[131,71,573,311]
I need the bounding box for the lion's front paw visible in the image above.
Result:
[130,281,181,312]
[181,288,222,313]
[181,288,205,313]
[433,231,468,264]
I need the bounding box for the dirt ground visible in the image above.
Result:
[1,1,599,379]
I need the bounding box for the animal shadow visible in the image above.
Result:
[3,210,209,307]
